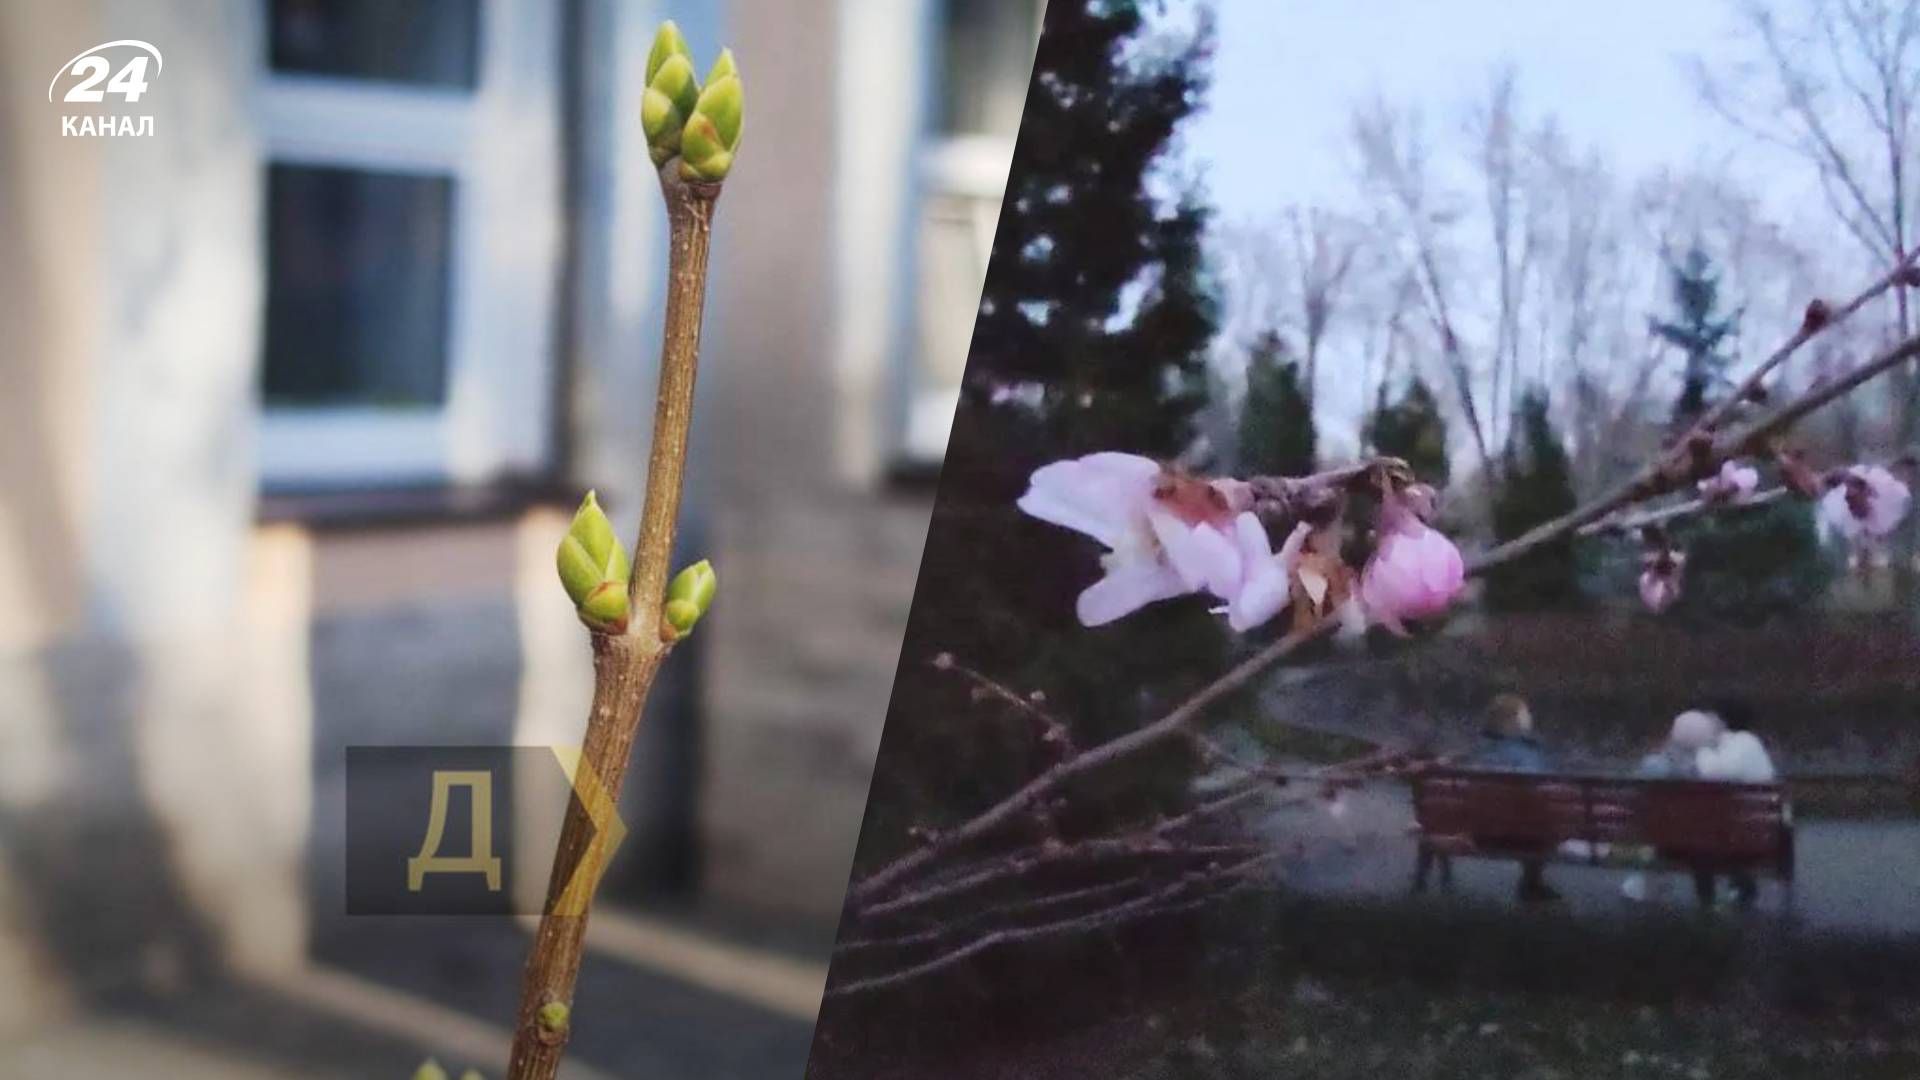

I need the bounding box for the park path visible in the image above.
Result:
[1247,779,1920,936]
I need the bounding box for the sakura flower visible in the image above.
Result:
[1220,515,1308,632]
[1819,464,1911,561]
[1359,484,1465,635]
[1696,460,1759,505]
[1017,453,1245,627]
[1638,546,1685,613]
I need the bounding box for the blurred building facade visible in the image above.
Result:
[0,0,1034,1037]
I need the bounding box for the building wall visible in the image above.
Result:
[0,0,308,1023]
[0,6,936,1006]
[689,0,935,918]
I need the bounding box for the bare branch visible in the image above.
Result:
[846,621,1336,908]
[827,853,1278,998]
[1577,486,1794,538]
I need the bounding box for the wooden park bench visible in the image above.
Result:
[1409,767,1795,907]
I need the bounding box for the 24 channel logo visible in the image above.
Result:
[48,39,162,138]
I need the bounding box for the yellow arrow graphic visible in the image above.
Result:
[547,747,630,917]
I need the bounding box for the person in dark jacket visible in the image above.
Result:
[1468,694,1560,902]
[1472,693,1552,772]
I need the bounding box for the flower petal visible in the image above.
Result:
[1228,564,1290,631]
[1149,511,1241,597]
[1018,453,1159,548]
[1231,511,1272,568]
[1076,560,1188,627]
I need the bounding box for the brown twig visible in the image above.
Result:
[1722,332,1920,454]
[506,167,721,1080]
[827,852,1277,997]
[1575,486,1794,537]
[1470,259,1920,577]
[835,873,1159,954]
[858,781,1279,921]
[846,621,1337,908]
[1679,250,1919,446]
[858,656,1395,925]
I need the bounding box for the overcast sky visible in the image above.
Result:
[1185,0,1752,220]
[1168,0,1821,455]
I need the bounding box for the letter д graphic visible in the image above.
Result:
[408,770,504,892]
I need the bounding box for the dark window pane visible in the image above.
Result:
[262,164,455,409]
[270,0,480,88]
[938,0,1038,136]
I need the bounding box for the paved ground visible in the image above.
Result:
[1252,781,1920,935]
[0,901,826,1080]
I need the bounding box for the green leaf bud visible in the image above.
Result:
[645,20,692,85]
[643,23,701,165]
[537,1000,571,1034]
[663,598,701,636]
[413,1062,449,1080]
[557,491,632,633]
[666,559,717,617]
[678,59,743,181]
[579,581,631,635]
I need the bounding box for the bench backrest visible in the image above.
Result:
[1412,768,1791,865]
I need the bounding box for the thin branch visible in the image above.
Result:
[1682,248,1919,446]
[1472,254,1918,576]
[845,621,1336,909]
[835,874,1158,954]
[1727,329,1920,450]
[507,168,722,1080]
[628,171,722,628]
[1576,486,1793,538]
[826,853,1278,998]
[858,780,1279,921]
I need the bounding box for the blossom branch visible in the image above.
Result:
[1576,486,1793,538]
[836,260,1920,997]
[1721,332,1920,455]
[1472,261,1920,577]
[1680,251,1920,446]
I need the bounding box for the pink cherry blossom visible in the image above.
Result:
[1359,485,1465,635]
[1017,453,1245,627]
[1697,460,1759,504]
[1220,515,1309,632]
[1819,464,1911,557]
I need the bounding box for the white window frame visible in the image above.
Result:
[902,132,1015,465]
[896,0,1041,468]
[254,0,561,489]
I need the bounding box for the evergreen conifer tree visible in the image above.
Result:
[1237,330,1317,476]
[1650,245,1740,425]
[965,0,1218,458]
[1364,377,1451,489]
[1488,390,1582,610]
[855,1,1223,871]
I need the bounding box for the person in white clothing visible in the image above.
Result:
[1693,700,1777,906]
[1621,711,1725,903]
[1697,723,1776,783]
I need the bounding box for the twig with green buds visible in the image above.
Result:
[506,21,742,1080]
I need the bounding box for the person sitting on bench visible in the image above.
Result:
[1694,699,1777,907]
[1467,694,1560,903]
[1621,709,1723,902]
